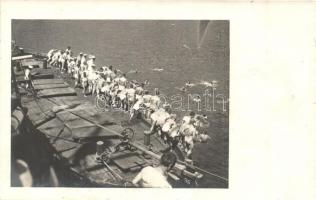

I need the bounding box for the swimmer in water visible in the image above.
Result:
[185,81,195,88]
[127,69,138,74]
[175,87,187,93]
[143,80,149,85]
[152,68,164,72]
[191,95,201,102]
[200,80,213,87]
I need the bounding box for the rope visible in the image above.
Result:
[102,161,123,181]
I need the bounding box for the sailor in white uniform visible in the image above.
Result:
[87,55,96,71]
[132,152,176,188]
[24,65,33,89]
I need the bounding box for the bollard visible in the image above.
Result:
[96,141,104,156]
[144,133,151,146]
[43,59,47,69]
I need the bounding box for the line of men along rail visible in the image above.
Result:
[42,47,211,159]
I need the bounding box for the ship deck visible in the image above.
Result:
[18,66,172,186]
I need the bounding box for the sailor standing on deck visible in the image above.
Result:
[47,49,56,63]
[80,54,88,71]
[182,111,196,125]
[65,46,71,55]
[24,65,33,89]
[61,51,69,73]
[76,52,83,67]
[68,57,76,75]
[87,55,96,71]
[58,51,65,72]
[81,71,88,97]
[73,63,80,88]
[132,152,177,188]
[50,50,61,67]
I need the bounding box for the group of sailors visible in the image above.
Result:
[46,47,210,159]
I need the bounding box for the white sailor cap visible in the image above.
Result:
[83,53,87,56]
[28,65,33,69]
[90,55,96,59]
[79,52,83,55]
[163,103,171,109]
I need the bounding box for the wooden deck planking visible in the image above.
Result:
[38,118,73,139]
[50,138,79,153]
[23,99,56,125]
[32,73,54,79]
[56,113,95,129]
[112,150,146,171]
[51,96,82,107]
[37,87,77,98]
[71,125,121,140]
[34,83,69,90]
[33,79,66,85]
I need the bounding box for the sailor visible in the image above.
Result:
[76,52,83,67]
[132,152,177,188]
[11,159,33,187]
[129,96,144,121]
[80,54,88,71]
[149,88,161,111]
[58,50,65,72]
[144,103,171,136]
[61,51,69,73]
[47,49,56,63]
[73,64,80,88]
[125,84,136,111]
[193,114,209,129]
[110,69,117,81]
[65,46,71,55]
[24,65,33,89]
[50,50,61,67]
[142,90,153,119]
[95,73,106,96]
[117,86,127,111]
[18,47,24,55]
[135,83,145,96]
[66,51,72,65]
[81,71,88,97]
[191,114,211,143]
[179,119,198,158]
[110,83,120,107]
[182,111,196,125]
[108,65,113,72]
[87,55,96,71]
[161,113,178,143]
[87,64,98,94]
[102,66,112,83]
[113,74,120,84]
[68,57,76,74]
[100,82,111,98]
[119,73,127,87]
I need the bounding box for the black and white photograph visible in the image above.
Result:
[2,2,315,200]
[11,20,229,188]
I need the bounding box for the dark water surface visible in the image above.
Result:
[12,20,229,188]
